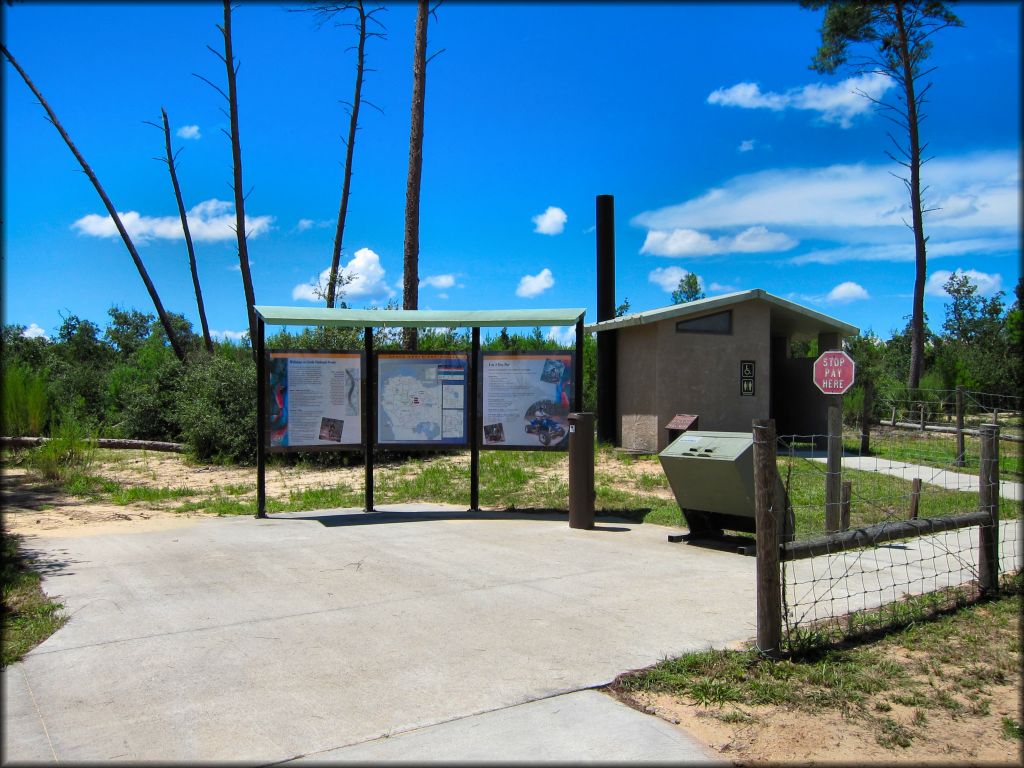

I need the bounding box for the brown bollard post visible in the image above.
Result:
[978,424,1000,595]
[753,419,782,658]
[568,412,595,529]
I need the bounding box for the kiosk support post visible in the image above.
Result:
[470,327,480,511]
[364,327,375,512]
[256,316,267,518]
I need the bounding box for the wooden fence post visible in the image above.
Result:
[978,424,1000,595]
[840,480,852,531]
[908,478,922,520]
[825,397,843,534]
[753,418,782,658]
[859,379,873,456]
[891,406,897,427]
[919,404,926,431]
[955,386,965,467]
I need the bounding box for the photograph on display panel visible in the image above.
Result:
[376,352,469,447]
[480,351,574,449]
[267,351,362,452]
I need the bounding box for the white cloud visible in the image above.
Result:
[640,225,797,257]
[292,247,395,304]
[738,139,756,153]
[516,268,554,298]
[709,282,737,293]
[708,73,894,128]
[546,325,576,346]
[648,266,694,293]
[21,323,47,339]
[421,273,456,290]
[176,124,201,140]
[788,237,1018,265]
[632,151,1019,264]
[531,206,567,235]
[72,198,274,243]
[296,218,331,232]
[210,329,248,342]
[826,281,870,303]
[925,269,1003,297]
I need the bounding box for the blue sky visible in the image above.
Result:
[3,2,1020,345]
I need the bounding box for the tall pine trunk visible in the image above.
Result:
[895,2,928,389]
[221,0,259,357]
[401,0,429,350]
[326,1,369,309]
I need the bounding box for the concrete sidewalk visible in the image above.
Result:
[3,506,744,763]
[811,455,1022,501]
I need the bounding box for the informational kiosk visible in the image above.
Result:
[252,306,587,517]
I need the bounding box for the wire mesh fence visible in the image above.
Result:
[876,387,1023,440]
[772,425,1022,652]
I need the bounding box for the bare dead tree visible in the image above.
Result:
[401,0,443,350]
[144,108,215,353]
[803,0,962,388]
[299,2,387,309]
[2,44,187,363]
[196,0,258,357]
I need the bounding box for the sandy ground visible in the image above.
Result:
[618,686,1022,765]
[1,448,676,538]
[3,449,1021,764]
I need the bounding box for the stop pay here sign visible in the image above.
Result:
[813,350,856,395]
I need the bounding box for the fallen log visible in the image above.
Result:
[1,436,185,453]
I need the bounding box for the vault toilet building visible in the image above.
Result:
[587,196,858,452]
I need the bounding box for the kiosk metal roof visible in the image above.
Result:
[254,306,586,328]
[584,289,858,337]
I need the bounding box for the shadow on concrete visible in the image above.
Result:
[270,507,634,532]
[674,532,757,556]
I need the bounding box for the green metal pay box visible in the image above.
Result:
[659,431,793,539]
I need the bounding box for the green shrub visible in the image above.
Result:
[2,363,49,436]
[175,353,256,463]
[26,415,96,482]
[107,343,185,441]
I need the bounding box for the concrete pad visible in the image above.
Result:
[3,506,754,763]
[289,690,720,763]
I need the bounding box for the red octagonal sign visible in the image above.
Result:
[813,350,856,395]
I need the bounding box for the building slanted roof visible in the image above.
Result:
[584,289,858,338]
[254,306,586,329]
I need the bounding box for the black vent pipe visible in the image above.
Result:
[596,194,617,444]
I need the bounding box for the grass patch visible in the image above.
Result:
[1002,716,1023,740]
[111,485,196,505]
[1,530,67,667]
[175,497,256,516]
[614,584,1021,751]
[853,429,1024,483]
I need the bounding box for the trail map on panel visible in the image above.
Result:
[377,354,468,445]
[267,352,362,450]
[481,352,573,449]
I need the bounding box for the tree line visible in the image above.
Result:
[1,310,595,464]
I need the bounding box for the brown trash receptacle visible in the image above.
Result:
[568,412,594,529]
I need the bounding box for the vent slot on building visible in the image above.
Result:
[675,310,732,335]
